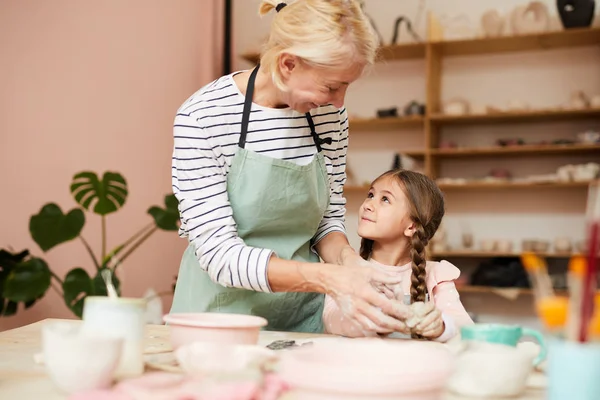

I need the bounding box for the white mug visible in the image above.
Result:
[82,296,147,378]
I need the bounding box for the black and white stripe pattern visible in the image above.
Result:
[172,72,348,292]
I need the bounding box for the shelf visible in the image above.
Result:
[436,181,595,190]
[429,107,600,125]
[349,116,424,130]
[240,42,426,65]
[431,144,600,158]
[432,26,600,57]
[431,251,576,259]
[377,42,426,61]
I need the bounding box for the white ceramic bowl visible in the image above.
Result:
[42,321,123,394]
[163,313,268,349]
[174,341,276,374]
[278,338,454,400]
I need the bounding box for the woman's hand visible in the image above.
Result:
[318,246,413,334]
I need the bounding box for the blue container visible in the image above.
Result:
[547,339,600,400]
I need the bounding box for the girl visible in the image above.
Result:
[323,169,473,341]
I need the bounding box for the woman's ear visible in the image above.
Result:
[404,222,416,238]
[278,53,297,81]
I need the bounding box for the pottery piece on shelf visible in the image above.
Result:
[480,240,497,253]
[404,100,426,116]
[485,105,505,114]
[590,94,600,108]
[577,130,600,144]
[567,90,590,109]
[554,237,573,253]
[481,10,505,37]
[557,0,596,29]
[42,320,123,394]
[510,2,550,34]
[443,98,471,115]
[377,107,398,118]
[496,240,513,253]
[557,164,576,181]
[440,14,477,40]
[506,99,531,111]
[573,162,600,181]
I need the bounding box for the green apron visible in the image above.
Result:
[170,65,331,333]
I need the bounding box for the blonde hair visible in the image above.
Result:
[258,0,378,91]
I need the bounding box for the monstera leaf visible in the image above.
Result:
[0,249,51,316]
[30,204,85,252]
[70,171,128,215]
[148,194,180,231]
[62,267,121,318]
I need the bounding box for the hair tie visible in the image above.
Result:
[275,2,287,12]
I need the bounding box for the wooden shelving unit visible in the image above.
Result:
[429,107,600,125]
[431,144,600,158]
[431,250,576,258]
[349,116,424,130]
[436,181,595,191]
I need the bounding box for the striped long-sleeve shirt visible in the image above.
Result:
[172,72,349,293]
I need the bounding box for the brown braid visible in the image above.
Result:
[409,223,428,303]
[359,238,374,260]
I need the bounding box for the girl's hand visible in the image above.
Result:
[410,301,445,339]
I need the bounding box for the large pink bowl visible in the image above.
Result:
[163,313,268,349]
[278,338,455,400]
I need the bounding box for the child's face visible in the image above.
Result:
[358,175,415,243]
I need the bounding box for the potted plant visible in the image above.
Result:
[0,171,180,317]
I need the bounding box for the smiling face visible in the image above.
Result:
[278,54,365,113]
[358,175,416,244]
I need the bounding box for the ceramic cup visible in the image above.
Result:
[42,320,123,394]
[448,341,534,398]
[547,339,600,400]
[460,324,547,366]
[82,296,147,378]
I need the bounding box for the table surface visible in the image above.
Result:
[0,319,546,399]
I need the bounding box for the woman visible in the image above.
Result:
[170,0,409,334]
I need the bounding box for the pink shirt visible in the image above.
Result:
[322,259,474,342]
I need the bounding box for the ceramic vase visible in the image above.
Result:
[557,0,596,28]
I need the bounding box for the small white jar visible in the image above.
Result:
[82,296,146,378]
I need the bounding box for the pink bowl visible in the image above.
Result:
[278,338,454,399]
[163,313,268,349]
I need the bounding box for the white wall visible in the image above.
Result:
[233,0,600,327]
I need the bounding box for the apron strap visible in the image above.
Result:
[239,64,333,153]
[238,65,260,149]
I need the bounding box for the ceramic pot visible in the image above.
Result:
[82,296,147,378]
[557,0,596,29]
[42,321,123,394]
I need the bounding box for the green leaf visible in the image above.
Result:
[29,204,85,252]
[3,257,52,303]
[70,171,128,216]
[62,268,94,318]
[3,301,17,316]
[91,268,121,297]
[148,194,180,231]
[0,249,42,317]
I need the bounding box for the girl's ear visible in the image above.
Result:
[404,222,416,238]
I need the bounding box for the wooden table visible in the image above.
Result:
[0,318,546,399]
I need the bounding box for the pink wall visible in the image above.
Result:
[0,0,223,331]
